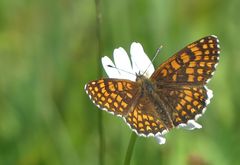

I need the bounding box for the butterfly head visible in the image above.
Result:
[135,72,146,82]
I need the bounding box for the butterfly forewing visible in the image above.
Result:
[151,35,220,85]
[85,78,140,116]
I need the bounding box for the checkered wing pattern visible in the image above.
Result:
[85,35,220,139]
[124,96,169,136]
[151,35,220,85]
[160,86,211,126]
[85,78,139,116]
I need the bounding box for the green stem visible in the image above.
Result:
[124,132,138,165]
[94,0,104,164]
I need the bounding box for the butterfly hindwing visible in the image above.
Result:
[151,35,220,85]
[160,86,211,126]
[124,96,168,136]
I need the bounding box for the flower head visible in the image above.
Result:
[102,42,154,80]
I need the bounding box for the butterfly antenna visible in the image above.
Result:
[107,65,135,76]
[143,45,163,75]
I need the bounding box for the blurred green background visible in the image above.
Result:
[0,0,240,164]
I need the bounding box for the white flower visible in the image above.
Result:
[101,42,202,145]
[101,42,154,81]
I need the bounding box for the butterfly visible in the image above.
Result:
[85,35,220,137]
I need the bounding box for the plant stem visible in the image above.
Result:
[124,132,138,165]
[95,0,104,164]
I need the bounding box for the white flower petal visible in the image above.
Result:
[113,47,136,81]
[130,42,155,78]
[178,120,202,130]
[101,56,121,78]
[186,120,202,130]
[205,87,213,105]
[155,135,166,144]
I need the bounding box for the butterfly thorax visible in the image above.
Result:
[136,74,156,95]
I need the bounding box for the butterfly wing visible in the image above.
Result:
[124,96,170,136]
[85,78,140,116]
[151,35,220,85]
[159,86,211,127]
[151,35,220,126]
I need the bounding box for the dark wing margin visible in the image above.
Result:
[85,78,139,117]
[151,35,220,85]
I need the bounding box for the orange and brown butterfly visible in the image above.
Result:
[85,35,220,144]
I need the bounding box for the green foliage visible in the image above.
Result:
[0,0,240,164]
